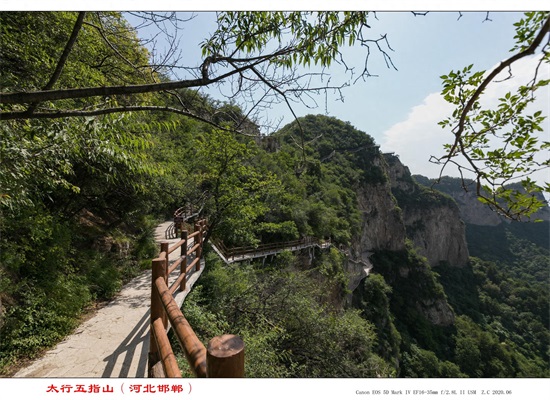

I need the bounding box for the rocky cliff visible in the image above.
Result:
[413,175,550,225]
[354,154,407,256]
[350,152,461,327]
[383,154,470,268]
[274,115,460,327]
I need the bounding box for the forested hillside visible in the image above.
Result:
[1,12,548,378]
[416,176,550,377]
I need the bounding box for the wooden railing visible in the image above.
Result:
[172,204,202,237]
[212,236,331,263]
[148,219,244,378]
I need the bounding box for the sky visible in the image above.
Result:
[5,1,550,186]
[125,9,549,185]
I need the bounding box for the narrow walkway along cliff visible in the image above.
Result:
[14,221,204,378]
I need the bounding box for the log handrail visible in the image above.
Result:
[149,218,244,378]
[154,275,207,377]
[172,203,205,238]
[151,317,182,378]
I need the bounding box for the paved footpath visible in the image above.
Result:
[14,221,204,378]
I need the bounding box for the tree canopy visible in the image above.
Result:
[434,12,550,220]
[1,11,548,216]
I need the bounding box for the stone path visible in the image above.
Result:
[14,221,204,378]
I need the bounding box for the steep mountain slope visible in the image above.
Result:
[273,116,460,330]
[176,114,548,377]
[385,155,469,267]
[412,175,550,261]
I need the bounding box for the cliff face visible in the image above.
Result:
[447,189,503,226]
[383,154,470,267]
[350,152,460,327]
[275,114,461,327]
[413,175,550,225]
[354,155,406,256]
[410,175,550,263]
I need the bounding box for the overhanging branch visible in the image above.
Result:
[0,105,250,134]
[0,50,281,107]
[446,14,550,162]
[0,79,207,104]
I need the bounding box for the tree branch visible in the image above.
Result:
[248,65,307,166]
[84,14,150,82]
[0,105,249,134]
[44,12,86,91]
[446,14,550,162]
[0,50,280,106]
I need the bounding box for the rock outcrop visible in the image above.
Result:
[413,175,550,225]
[350,152,460,326]
[355,156,407,254]
[384,154,469,267]
[416,297,455,326]
[275,115,463,327]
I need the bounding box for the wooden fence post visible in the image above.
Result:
[151,258,168,329]
[149,257,168,376]
[194,222,202,271]
[160,242,169,284]
[207,334,245,378]
[180,230,188,291]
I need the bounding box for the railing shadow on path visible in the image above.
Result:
[99,269,153,378]
[101,245,203,378]
[102,310,150,378]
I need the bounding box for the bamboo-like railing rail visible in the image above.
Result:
[149,219,244,378]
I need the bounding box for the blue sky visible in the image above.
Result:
[320,12,523,136]
[126,10,548,184]
[130,11,525,138]
[7,3,548,185]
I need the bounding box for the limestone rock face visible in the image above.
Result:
[345,257,374,293]
[413,175,550,225]
[384,154,470,267]
[349,153,459,326]
[417,297,455,326]
[355,182,406,254]
[450,190,503,226]
[403,207,469,267]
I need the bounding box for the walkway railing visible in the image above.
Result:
[148,219,244,378]
[171,204,203,238]
[212,236,331,264]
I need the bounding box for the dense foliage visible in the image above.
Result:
[179,251,392,378]
[0,12,162,372]
[1,12,548,379]
[434,258,549,377]
[172,114,549,378]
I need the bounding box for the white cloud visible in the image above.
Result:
[381,92,454,178]
[381,56,549,187]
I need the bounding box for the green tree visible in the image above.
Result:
[0,12,383,126]
[402,344,466,378]
[0,12,158,213]
[189,129,281,246]
[354,273,401,369]
[0,12,161,372]
[435,12,549,220]
[182,253,392,378]
[2,12,547,217]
